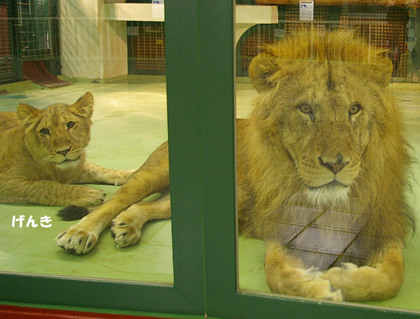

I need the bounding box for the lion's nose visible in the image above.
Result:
[56,148,71,156]
[318,153,349,174]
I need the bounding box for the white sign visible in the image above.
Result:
[152,0,165,19]
[300,1,314,21]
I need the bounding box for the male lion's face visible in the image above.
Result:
[268,62,378,204]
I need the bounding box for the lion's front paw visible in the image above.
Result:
[71,187,105,207]
[109,169,137,186]
[322,263,378,301]
[323,263,357,281]
[110,215,141,248]
[118,169,137,185]
[267,268,343,301]
[327,289,343,301]
[302,273,343,301]
[55,226,98,254]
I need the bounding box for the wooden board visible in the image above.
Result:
[255,0,420,7]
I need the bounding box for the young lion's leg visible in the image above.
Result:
[77,162,136,186]
[111,192,171,247]
[322,242,404,301]
[55,142,169,254]
[0,178,105,207]
[265,242,343,301]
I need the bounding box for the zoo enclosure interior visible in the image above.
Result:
[0,1,420,319]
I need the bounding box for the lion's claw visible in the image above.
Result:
[110,217,141,248]
[55,227,97,254]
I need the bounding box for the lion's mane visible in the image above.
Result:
[238,30,414,257]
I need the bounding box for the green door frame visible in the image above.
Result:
[0,1,208,316]
[1,1,420,318]
[187,1,420,319]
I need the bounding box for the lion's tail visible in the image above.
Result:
[57,205,97,221]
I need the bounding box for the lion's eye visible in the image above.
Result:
[297,103,313,115]
[349,104,362,115]
[40,128,50,135]
[67,121,75,129]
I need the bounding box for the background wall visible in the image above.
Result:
[59,0,127,81]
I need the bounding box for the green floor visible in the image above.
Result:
[0,77,419,313]
[0,76,173,284]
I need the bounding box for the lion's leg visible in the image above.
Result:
[110,192,171,247]
[0,178,105,206]
[77,162,136,186]
[265,242,343,301]
[322,242,404,301]
[55,142,169,254]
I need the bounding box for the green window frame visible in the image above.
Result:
[1,1,420,318]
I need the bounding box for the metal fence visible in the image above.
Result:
[125,6,413,81]
[128,21,166,75]
[0,0,60,84]
[0,0,16,83]
[16,0,53,61]
[237,5,411,80]
[0,3,416,83]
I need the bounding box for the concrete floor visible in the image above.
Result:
[0,76,419,312]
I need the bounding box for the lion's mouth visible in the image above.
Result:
[304,180,350,206]
[61,159,76,163]
[55,157,81,168]
[307,180,348,191]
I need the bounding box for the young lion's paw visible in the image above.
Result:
[110,215,142,248]
[55,226,98,254]
[110,169,137,186]
[71,187,105,207]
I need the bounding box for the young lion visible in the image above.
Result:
[0,92,133,206]
[56,31,414,302]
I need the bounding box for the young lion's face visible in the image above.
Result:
[17,92,94,169]
[258,61,381,205]
[31,104,91,167]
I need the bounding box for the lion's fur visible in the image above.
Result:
[55,30,414,301]
[0,92,133,206]
[238,30,414,248]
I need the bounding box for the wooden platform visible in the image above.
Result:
[23,61,72,88]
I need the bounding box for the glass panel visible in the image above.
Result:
[236,2,420,314]
[0,0,173,285]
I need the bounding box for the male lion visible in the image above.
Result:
[0,92,133,206]
[55,31,414,302]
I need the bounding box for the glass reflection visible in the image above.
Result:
[0,0,172,284]
[236,2,420,312]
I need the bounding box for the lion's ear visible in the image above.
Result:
[248,52,281,92]
[70,92,94,118]
[17,103,41,127]
[369,58,393,88]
